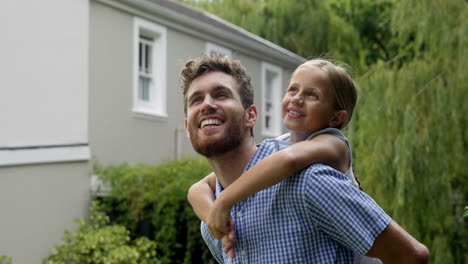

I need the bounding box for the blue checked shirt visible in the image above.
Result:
[201,138,391,263]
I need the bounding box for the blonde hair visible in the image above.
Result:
[294,59,358,129]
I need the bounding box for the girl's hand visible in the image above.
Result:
[206,197,235,240]
[222,229,236,259]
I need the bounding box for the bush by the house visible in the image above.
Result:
[43,201,159,264]
[0,255,12,264]
[95,158,215,264]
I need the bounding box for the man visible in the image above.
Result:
[181,55,429,263]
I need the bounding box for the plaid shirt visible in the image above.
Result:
[201,138,391,263]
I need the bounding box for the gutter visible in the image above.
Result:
[94,0,305,67]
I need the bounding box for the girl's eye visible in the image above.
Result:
[288,87,298,93]
[307,92,318,98]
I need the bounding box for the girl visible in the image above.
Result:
[188,59,378,263]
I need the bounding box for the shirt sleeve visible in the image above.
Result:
[201,222,224,263]
[301,165,391,255]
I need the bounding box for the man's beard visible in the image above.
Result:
[189,119,244,158]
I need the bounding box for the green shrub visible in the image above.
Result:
[95,158,215,264]
[43,201,159,264]
[0,255,12,264]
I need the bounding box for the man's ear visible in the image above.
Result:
[245,105,258,129]
[184,118,190,139]
[329,110,347,128]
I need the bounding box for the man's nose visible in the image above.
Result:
[201,95,217,113]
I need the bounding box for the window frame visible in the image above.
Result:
[261,62,283,137]
[132,17,167,118]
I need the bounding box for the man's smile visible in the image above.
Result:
[199,117,224,129]
[200,118,223,129]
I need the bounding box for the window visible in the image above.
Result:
[206,42,231,57]
[261,62,282,137]
[138,36,152,102]
[133,17,167,118]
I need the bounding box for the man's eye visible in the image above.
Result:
[216,93,227,99]
[190,97,202,105]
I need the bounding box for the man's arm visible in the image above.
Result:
[302,165,429,264]
[366,220,429,264]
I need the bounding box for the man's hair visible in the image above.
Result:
[180,55,254,115]
[295,59,358,129]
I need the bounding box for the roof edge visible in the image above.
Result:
[95,0,305,67]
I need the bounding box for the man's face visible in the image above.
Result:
[184,71,249,158]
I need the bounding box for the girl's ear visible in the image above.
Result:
[329,110,347,128]
[245,105,258,129]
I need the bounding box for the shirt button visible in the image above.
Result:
[241,250,247,256]
[236,211,242,217]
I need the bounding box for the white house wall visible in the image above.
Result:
[89,1,296,166]
[0,163,90,264]
[0,0,90,263]
[0,0,88,147]
[89,1,194,165]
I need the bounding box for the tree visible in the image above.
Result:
[328,0,399,65]
[181,0,403,73]
[348,1,467,263]
[181,0,368,72]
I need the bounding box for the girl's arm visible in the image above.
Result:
[187,172,237,258]
[187,172,217,222]
[206,134,349,238]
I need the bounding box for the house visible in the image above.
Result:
[0,0,304,263]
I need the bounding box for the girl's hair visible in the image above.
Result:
[297,59,363,190]
[295,59,358,129]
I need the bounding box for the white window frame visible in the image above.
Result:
[133,17,167,118]
[206,42,232,57]
[261,62,283,137]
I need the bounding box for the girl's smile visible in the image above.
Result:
[282,66,337,136]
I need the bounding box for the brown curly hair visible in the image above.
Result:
[180,55,254,115]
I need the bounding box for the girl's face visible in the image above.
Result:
[282,66,338,134]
